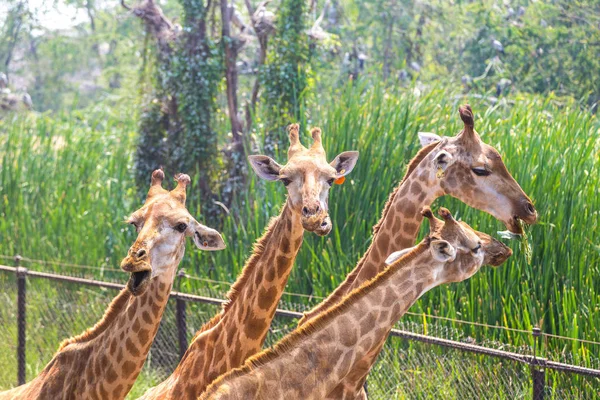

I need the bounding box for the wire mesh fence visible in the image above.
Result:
[0,261,599,399]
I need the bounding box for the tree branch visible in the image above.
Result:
[123,0,177,54]
[243,0,271,130]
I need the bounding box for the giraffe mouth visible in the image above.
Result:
[127,270,152,296]
[506,216,525,235]
[301,212,332,236]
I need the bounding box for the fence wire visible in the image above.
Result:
[0,266,599,399]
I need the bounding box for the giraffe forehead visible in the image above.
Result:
[283,157,335,176]
[446,135,503,164]
[454,223,481,247]
[134,196,189,221]
[436,221,479,248]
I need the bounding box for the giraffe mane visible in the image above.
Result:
[203,241,430,393]
[57,288,132,351]
[372,140,441,235]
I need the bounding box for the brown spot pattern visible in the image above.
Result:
[125,337,140,357]
[139,328,150,345]
[403,222,418,233]
[142,310,152,325]
[410,181,422,195]
[127,301,137,319]
[276,255,291,277]
[404,202,416,217]
[258,286,278,310]
[113,385,123,398]
[281,237,290,253]
[245,314,268,341]
[122,360,136,378]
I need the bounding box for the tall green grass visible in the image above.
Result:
[1,85,599,365]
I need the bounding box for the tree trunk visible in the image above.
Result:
[244,0,270,130]
[4,1,26,79]
[221,1,244,144]
[220,0,247,207]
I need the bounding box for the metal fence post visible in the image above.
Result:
[531,327,545,400]
[176,270,188,360]
[15,255,27,386]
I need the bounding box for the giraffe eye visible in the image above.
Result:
[472,167,491,176]
[280,178,292,187]
[472,243,482,253]
[174,223,188,233]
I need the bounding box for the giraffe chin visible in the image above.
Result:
[505,216,525,235]
[302,214,332,236]
[127,270,152,296]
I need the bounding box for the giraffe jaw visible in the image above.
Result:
[505,216,525,235]
[301,212,332,236]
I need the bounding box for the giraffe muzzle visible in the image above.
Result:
[301,210,331,236]
[505,200,538,234]
[314,215,332,236]
[483,238,513,267]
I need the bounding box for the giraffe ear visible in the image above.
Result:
[385,247,415,265]
[248,155,282,181]
[430,240,456,262]
[191,221,226,251]
[418,132,441,147]
[433,150,455,173]
[330,151,359,177]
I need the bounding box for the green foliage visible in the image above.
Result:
[135,0,222,208]
[261,0,312,149]
[170,31,222,194]
[135,97,169,192]
[2,0,600,395]
[2,86,599,362]
[0,1,145,112]
[454,1,600,104]
[334,0,600,105]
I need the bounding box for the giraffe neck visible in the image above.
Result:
[8,263,179,400]
[301,157,439,324]
[141,200,305,399]
[199,243,441,400]
[354,169,439,283]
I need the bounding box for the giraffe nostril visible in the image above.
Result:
[526,202,535,215]
[136,249,147,259]
[302,206,310,217]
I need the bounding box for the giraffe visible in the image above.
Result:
[298,104,537,398]
[0,169,225,400]
[199,207,513,400]
[138,124,359,399]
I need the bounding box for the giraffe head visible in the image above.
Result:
[120,169,226,296]
[249,124,359,236]
[386,207,512,282]
[417,105,537,234]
